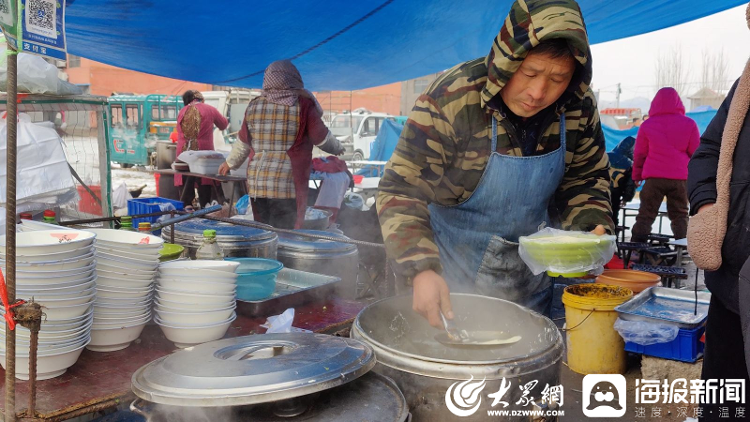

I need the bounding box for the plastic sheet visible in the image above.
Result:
[0,53,82,95]
[518,227,616,277]
[0,114,77,211]
[614,318,679,346]
[235,194,250,215]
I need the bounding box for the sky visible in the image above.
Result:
[590,4,750,105]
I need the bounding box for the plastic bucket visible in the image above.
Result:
[562,283,633,375]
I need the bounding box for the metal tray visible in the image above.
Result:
[236,268,341,317]
[615,287,711,329]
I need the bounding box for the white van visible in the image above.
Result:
[322,109,396,161]
[201,90,261,152]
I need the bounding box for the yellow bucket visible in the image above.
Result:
[562,283,633,375]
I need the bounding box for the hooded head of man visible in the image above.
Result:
[483,0,593,118]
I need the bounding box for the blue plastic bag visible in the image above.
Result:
[235,195,250,215]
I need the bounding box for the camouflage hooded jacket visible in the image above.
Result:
[377,0,613,280]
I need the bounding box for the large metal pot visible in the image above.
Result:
[161,219,277,259]
[276,230,360,299]
[130,334,410,422]
[351,294,564,422]
[156,140,180,200]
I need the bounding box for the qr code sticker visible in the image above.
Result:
[25,0,56,38]
[0,0,13,26]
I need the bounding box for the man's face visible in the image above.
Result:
[499,52,576,118]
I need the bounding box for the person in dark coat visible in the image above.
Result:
[688,74,750,420]
[607,136,636,228]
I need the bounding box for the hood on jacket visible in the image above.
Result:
[612,136,635,160]
[648,87,686,116]
[481,0,593,109]
[608,136,635,170]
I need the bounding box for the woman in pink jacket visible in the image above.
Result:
[631,87,700,241]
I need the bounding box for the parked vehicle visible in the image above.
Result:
[108,94,183,167]
[323,108,396,161]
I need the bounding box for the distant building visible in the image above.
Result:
[65,56,211,97]
[400,72,443,116]
[687,87,727,111]
[314,83,402,116]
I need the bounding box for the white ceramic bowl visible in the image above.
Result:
[40,302,94,321]
[1,245,93,262]
[157,278,236,295]
[3,326,90,346]
[24,287,96,303]
[94,306,151,318]
[93,314,151,329]
[96,260,157,276]
[3,319,92,341]
[95,246,161,261]
[13,262,96,277]
[97,268,155,281]
[18,279,96,296]
[156,288,234,306]
[96,284,153,298]
[14,268,96,284]
[155,306,235,325]
[0,230,96,254]
[17,273,97,290]
[154,297,235,311]
[159,260,240,274]
[98,250,159,265]
[87,322,147,352]
[97,255,159,272]
[1,339,90,380]
[97,276,153,289]
[6,252,96,271]
[155,314,236,348]
[94,297,152,308]
[35,291,96,308]
[157,270,238,283]
[86,229,164,248]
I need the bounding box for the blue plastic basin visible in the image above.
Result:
[225,258,283,301]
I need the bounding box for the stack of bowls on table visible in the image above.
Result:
[84,229,163,352]
[155,260,239,348]
[0,229,96,380]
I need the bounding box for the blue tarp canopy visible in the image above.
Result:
[603,110,719,151]
[65,0,746,91]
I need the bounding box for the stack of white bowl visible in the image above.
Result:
[155,261,239,348]
[0,229,96,380]
[84,229,163,352]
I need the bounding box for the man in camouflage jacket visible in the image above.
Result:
[377,0,613,327]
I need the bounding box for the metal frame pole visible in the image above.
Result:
[5,44,18,422]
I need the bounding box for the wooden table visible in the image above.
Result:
[153,169,247,213]
[0,298,365,421]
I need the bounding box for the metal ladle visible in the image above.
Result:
[435,311,522,347]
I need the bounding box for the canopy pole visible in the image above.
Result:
[5,42,18,422]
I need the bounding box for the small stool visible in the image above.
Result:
[642,246,678,266]
[618,242,650,268]
[647,233,673,246]
[631,264,688,288]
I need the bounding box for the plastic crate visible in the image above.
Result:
[624,324,705,363]
[77,185,103,216]
[127,197,184,230]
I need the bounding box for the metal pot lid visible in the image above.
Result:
[131,333,375,407]
[278,230,356,253]
[131,372,408,422]
[168,219,276,242]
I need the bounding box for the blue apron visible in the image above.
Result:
[428,114,566,315]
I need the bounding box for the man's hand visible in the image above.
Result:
[698,204,714,214]
[590,225,606,236]
[218,162,230,176]
[413,270,453,329]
